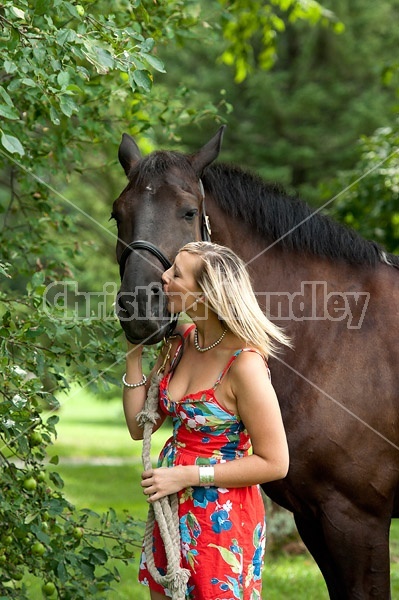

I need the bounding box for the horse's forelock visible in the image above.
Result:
[130,151,195,187]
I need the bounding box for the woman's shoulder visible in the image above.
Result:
[228,347,270,384]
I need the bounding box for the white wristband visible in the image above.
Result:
[122,372,147,388]
[198,465,215,487]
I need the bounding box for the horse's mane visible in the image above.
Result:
[131,150,398,268]
[203,162,399,268]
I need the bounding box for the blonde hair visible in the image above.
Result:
[180,241,292,358]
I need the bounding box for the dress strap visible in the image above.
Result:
[169,324,195,372]
[213,348,270,389]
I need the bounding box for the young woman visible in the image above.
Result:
[122,241,291,600]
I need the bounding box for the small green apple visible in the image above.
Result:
[23,476,37,492]
[72,526,84,540]
[29,431,43,446]
[31,541,46,556]
[42,581,56,597]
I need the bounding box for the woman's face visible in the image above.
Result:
[162,251,203,315]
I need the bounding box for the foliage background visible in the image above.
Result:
[0,0,398,597]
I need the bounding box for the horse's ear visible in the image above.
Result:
[189,125,226,176]
[118,133,141,177]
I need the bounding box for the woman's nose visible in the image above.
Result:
[161,269,170,286]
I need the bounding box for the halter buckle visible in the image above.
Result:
[204,215,212,237]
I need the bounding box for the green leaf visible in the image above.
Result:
[49,471,64,489]
[57,560,68,583]
[64,2,79,18]
[57,71,70,88]
[81,508,100,518]
[59,95,77,117]
[56,28,76,46]
[140,37,155,52]
[25,327,45,338]
[32,271,45,286]
[21,78,36,87]
[131,57,146,70]
[11,7,25,20]
[1,132,24,156]
[3,61,17,74]
[76,66,90,81]
[0,263,11,278]
[0,105,18,120]
[131,69,152,92]
[89,548,108,565]
[33,46,47,65]
[50,106,60,125]
[95,48,114,71]
[7,78,21,93]
[141,52,166,73]
[24,512,39,525]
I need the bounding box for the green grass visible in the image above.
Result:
[39,387,399,599]
[47,387,169,460]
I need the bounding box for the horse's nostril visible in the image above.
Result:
[117,294,127,311]
[151,284,162,295]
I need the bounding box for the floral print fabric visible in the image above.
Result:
[139,331,267,600]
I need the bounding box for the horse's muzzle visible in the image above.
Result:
[115,286,174,345]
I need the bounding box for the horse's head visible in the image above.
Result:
[112,126,225,344]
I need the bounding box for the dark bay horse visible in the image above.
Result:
[112,126,399,599]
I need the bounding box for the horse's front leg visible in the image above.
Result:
[295,500,391,600]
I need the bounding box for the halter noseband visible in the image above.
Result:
[119,240,172,279]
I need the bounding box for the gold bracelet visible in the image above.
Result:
[122,373,147,388]
[198,465,215,487]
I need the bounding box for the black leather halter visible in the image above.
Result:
[118,179,211,340]
[119,240,172,279]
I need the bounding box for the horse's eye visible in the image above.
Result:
[109,212,119,224]
[184,209,198,222]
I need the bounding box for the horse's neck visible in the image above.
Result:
[211,222,373,292]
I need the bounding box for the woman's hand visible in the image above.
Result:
[141,466,195,502]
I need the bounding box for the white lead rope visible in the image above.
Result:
[136,352,190,600]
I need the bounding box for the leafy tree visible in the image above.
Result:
[218,0,340,82]
[326,124,399,254]
[0,0,223,596]
[152,0,398,211]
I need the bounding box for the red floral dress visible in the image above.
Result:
[139,326,267,599]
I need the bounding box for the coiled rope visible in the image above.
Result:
[136,341,190,600]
